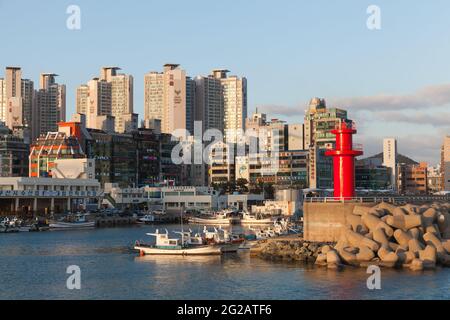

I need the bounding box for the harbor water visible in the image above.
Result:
[0,225,449,300]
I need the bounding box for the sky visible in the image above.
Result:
[1,0,449,165]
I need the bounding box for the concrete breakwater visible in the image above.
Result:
[253,202,450,271]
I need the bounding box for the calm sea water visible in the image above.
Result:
[0,225,449,300]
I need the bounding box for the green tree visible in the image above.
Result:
[236,178,249,193]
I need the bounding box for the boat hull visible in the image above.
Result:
[240,219,273,225]
[135,245,222,255]
[49,221,96,229]
[188,217,232,225]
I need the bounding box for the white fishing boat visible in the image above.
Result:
[49,214,95,230]
[137,214,155,224]
[152,209,166,215]
[202,226,243,253]
[240,211,273,225]
[0,217,19,233]
[188,211,233,225]
[134,229,222,255]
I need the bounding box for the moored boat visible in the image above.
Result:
[137,214,155,224]
[49,213,95,230]
[134,229,222,255]
[240,211,273,225]
[188,211,233,225]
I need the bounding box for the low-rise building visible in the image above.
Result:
[0,177,101,215]
[397,162,428,195]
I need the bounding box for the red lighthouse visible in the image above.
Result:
[325,122,363,199]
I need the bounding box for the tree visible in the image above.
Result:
[236,178,249,193]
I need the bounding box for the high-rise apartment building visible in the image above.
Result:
[102,67,135,133]
[383,138,397,190]
[304,98,350,189]
[76,77,112,130]
[194,73,224,134]
[218,70,247,143]
[1,67,24,130]
[21,78,34,130]
[0,68,35,143]
[34,73,66,139]
[441,136,450,191]
[77,67,136,133]
[144,64,188,135]
[76,85,89,115]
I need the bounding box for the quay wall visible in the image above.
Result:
[303,202,374,242]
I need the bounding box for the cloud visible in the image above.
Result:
[358,134,444,165]
[256,104,302,117]
[330,84,450,111]
[373,111,450,127]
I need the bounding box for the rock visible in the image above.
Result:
[409,258,424,271]
[362,214,394,237]
[373,228,390,248]
[338,247,358,265]
[388,242,400,252]
[375,202,397,213]
[402,204,419,215]
[394,229,412,247]
[356,246,375,262]
[442,239,450,254]
[315,253,327,266]
[392,207,407,217]
[425,225,441,239]
[377,246,399,265]
[437,212,450,238]
[408,239,425,256]
[419,245,437,269]
[346,214,367,234]
[326,249,341,265]
[386,215,422,231]
[334,234,349,253]
[396,248,414,264]
[422,208,438,227]
[408,228,421,240]
[344,228,380,252]
[368,208,386,218]
[423,232,446,262]
[321,245,332,254]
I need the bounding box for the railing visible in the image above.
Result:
[304,195,450,204]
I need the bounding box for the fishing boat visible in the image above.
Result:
[188,211,233,225]
[0,217,19,233]
[134,229,222,255]
[49,213,96,230]
[137,214,155,224]
[240,211,273,225]
[202,226,243,252]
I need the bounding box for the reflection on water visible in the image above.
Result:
[0,226,449,300]
[135,254,222,265]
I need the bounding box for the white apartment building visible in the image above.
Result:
[144,64,188,135]
[76,67,136,133]
[105,67,135,133]
[219,71,247,143]
[383,138,397,190]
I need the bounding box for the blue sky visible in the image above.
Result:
[1,0,449,164]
